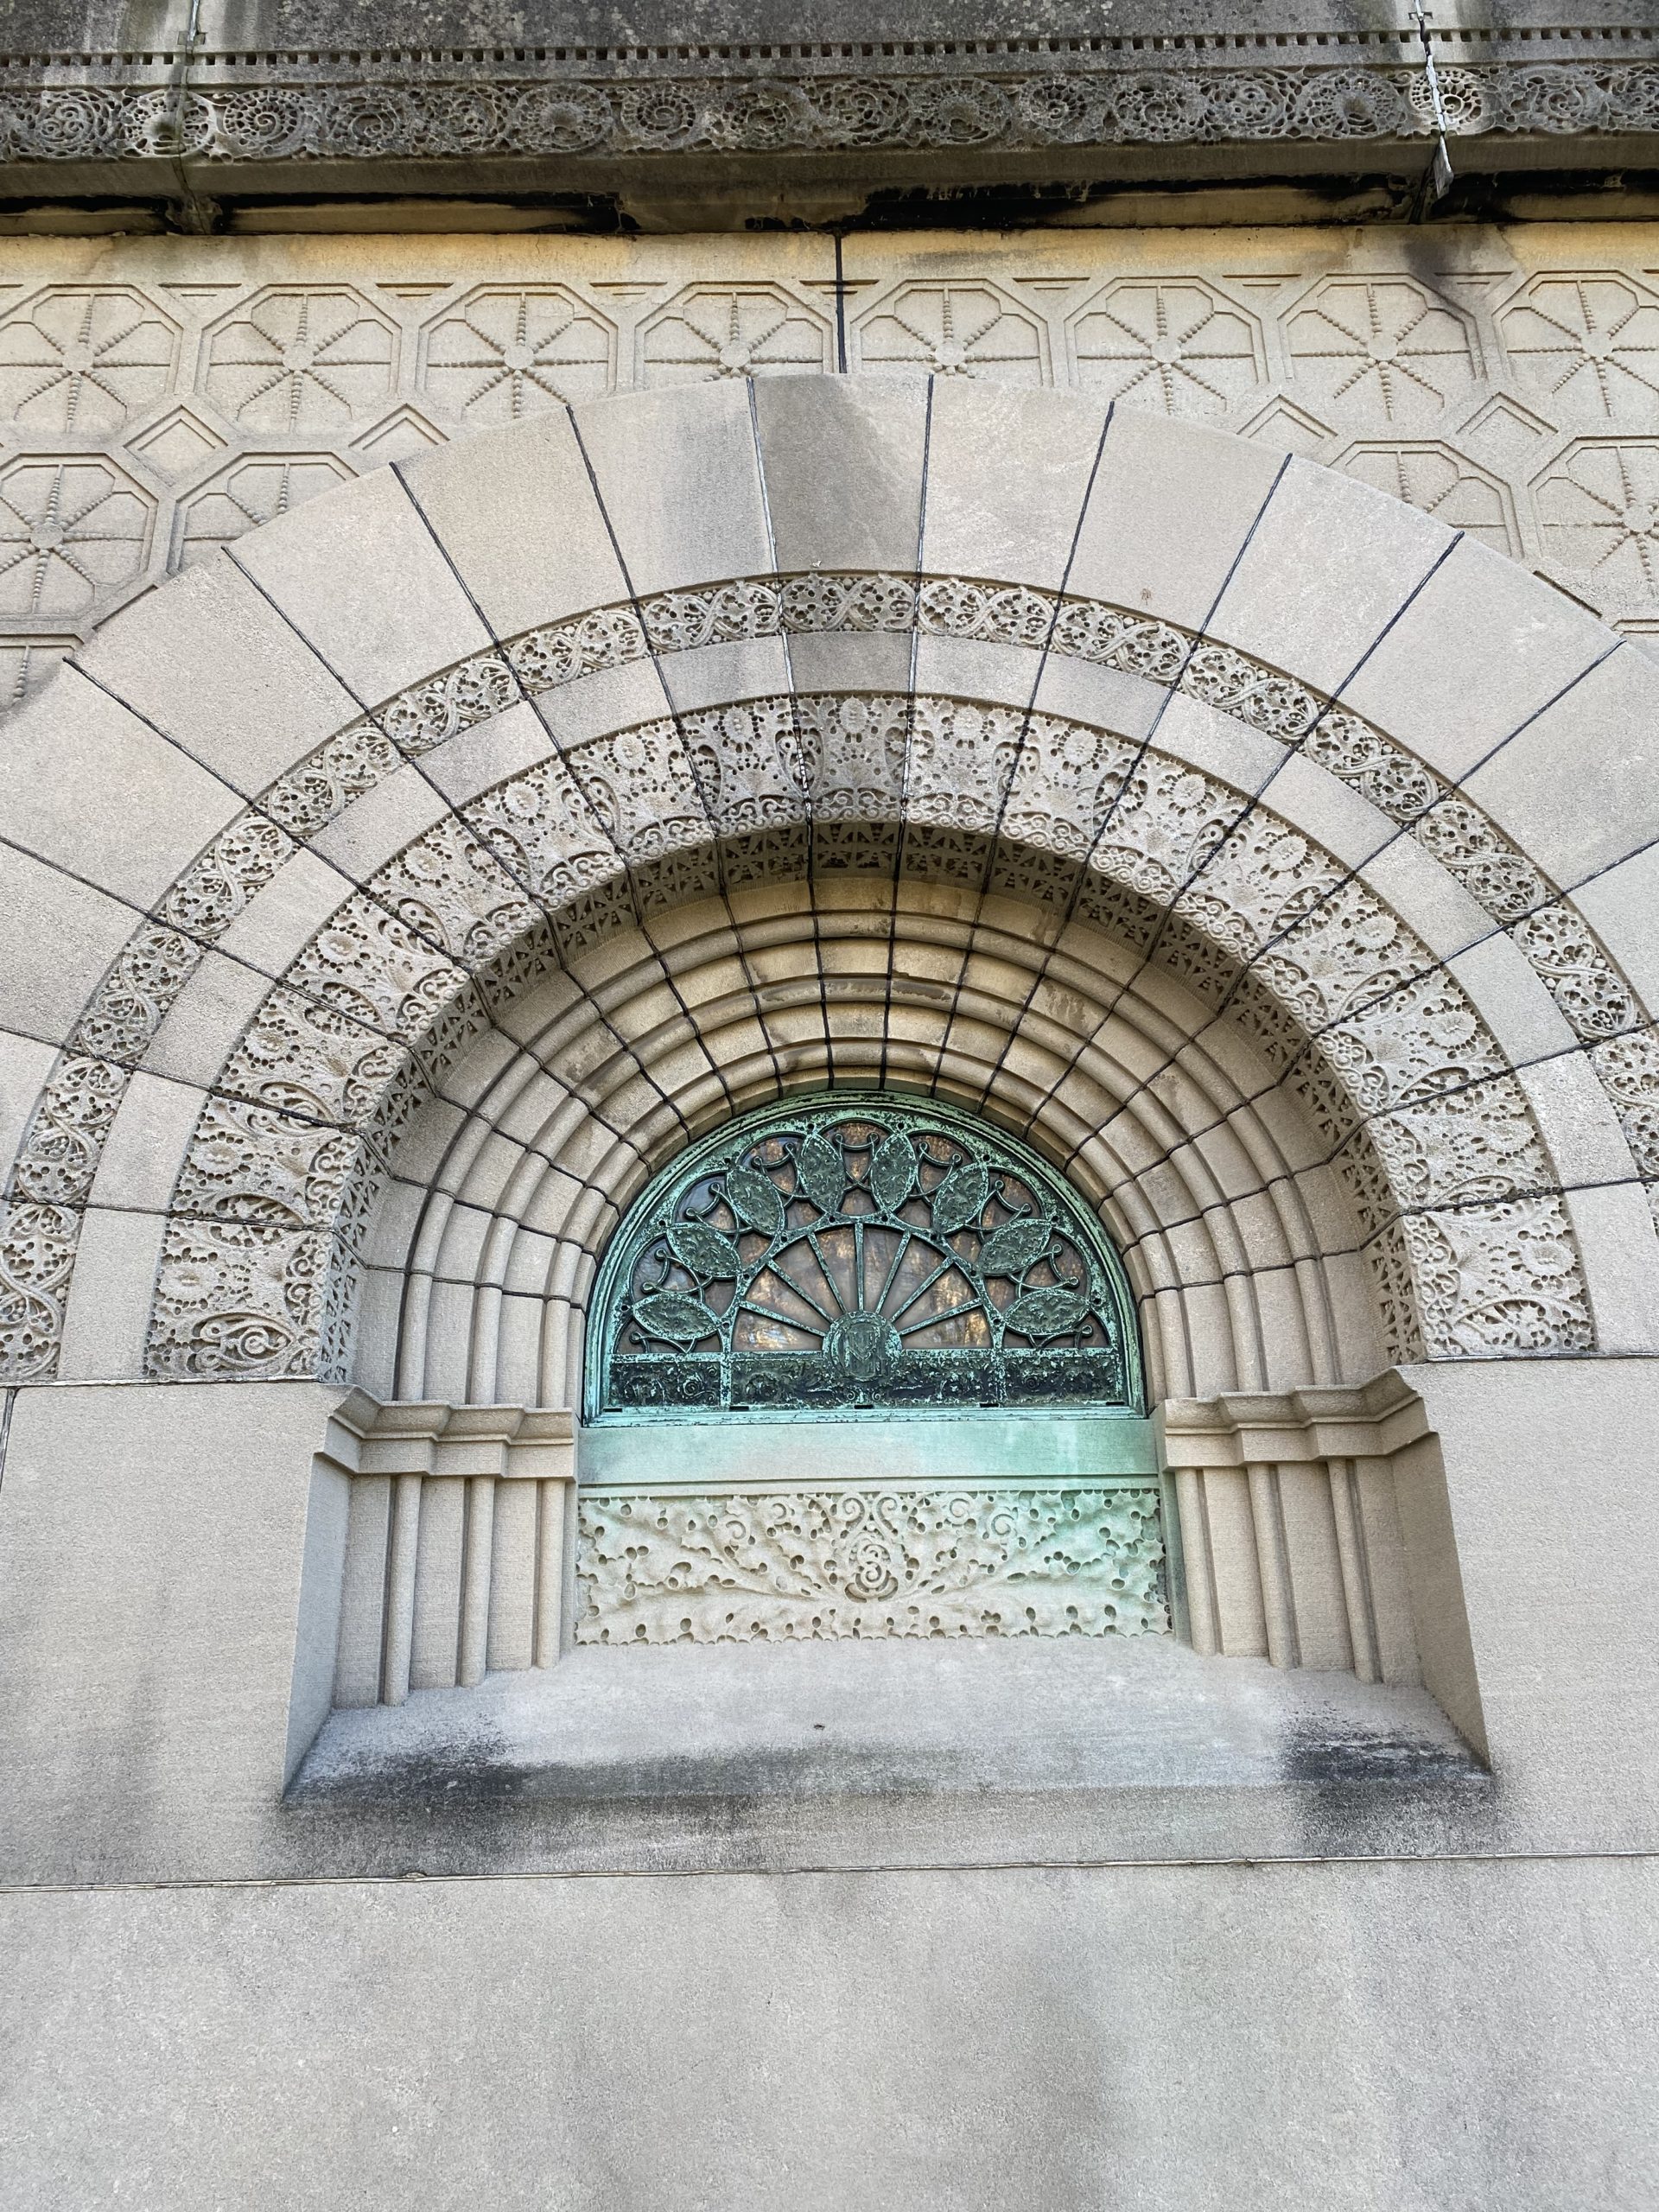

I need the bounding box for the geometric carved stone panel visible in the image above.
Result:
[7,224,1659,704]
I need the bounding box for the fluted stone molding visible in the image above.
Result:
[1158,1374,1440,1690]
[2,379,1657,1395]
[317,1391,575,1712]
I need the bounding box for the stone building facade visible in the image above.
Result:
[1,5,1656,2207]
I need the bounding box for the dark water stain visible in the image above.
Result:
[1279,1724,1485,1788]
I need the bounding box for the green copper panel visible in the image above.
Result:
[579,1410,1160,1487]
[585,1091,1143,1426]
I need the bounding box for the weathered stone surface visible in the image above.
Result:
[0,206,1653,2204]
[2,1854,1655,2209]
[0,1,1655,226]
[0,381,1638,1393]
[3,226,1659,701]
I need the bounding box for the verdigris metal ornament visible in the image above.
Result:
[586,1091,1141,1423]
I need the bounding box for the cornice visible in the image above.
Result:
[0,30,1654,188]
[3,22,1658,67]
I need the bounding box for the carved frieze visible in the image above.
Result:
[575,1484,1170,1643]
[0,53,1654,174]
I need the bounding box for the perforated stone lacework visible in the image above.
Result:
[587,1095,1140,1421]
[0,564,1631,1381]
[249,567,1640,1051]
[576,1486,1169,1645]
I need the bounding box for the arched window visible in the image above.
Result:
[579,1088,1176,1645]
[576,1096,1167,1643]
[586,1092,1142,1423]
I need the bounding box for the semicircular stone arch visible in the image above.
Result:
[2,376,1656,1395]
[354,880,1381,1414]
[130,686,1592,1390]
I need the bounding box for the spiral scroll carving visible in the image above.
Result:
[0,59,1655,167]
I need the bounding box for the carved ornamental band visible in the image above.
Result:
[0,53,1656,171]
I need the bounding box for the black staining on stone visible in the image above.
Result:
[287,1733,985,1812]
[1279,1722,1484,1787]
[1281,1716,1505,1859]
[274,1703,1506,1881]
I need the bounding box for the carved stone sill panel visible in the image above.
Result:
[575,1484,1170,1643]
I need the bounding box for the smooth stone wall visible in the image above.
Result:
[3,1855,1654,2211]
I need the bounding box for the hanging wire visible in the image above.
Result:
[1410,3,1456,210]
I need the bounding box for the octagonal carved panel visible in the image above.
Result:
[1498,272,1659,428]
[0,285,178,435]
[1534,437,1659,604]
[1285,276,1481,431]
[639,283,830,387]
[419,285,616,420]
[855,281,1047,387]
[174,452,354,568]
[0,455,154,616]
[1338,442,1519,555]
[1068,277,1265,420]
[200,286,397,433]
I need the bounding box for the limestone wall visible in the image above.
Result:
[3,215,1658,2209]
[3,221,1659,708]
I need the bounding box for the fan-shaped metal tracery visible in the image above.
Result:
[587,1093,1141,1422]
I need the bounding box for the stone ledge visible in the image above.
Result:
[285,1634,1494,1876]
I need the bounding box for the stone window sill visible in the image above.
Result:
[286,1637,1493,1875]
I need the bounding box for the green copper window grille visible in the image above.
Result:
[586,1092,1142,1423]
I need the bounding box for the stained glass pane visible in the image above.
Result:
[587,1093,1141,1421]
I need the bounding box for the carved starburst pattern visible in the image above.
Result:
[856,282,1046,385]
[0,456,153,616]
[0,286,177,435]
[1285,276,1478,429]
[639,284,829,385]
[201,287,396,432]
[421,285,614,419]
[1498,273,1659,425]
[1535,438,1659,601]
[1070,279,1263,418]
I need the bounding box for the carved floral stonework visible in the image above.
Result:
[0,55,1653,171]
[3,562,1638,1382]
[128,678,1599,1383]
[575,1485,1169,1643]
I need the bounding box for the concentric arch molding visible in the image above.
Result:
[113,678,1599,1383]
[5,554,1652,1383]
